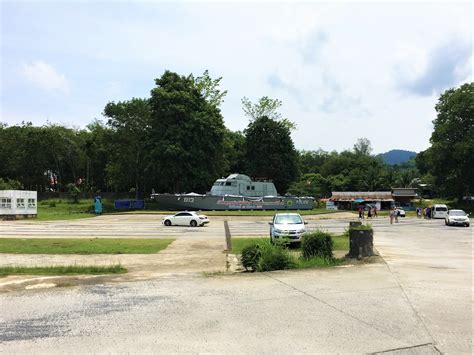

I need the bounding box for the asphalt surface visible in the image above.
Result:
[0,213,352,239]
[0,215,472,353]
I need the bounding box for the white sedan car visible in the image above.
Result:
[163,211,209,227]
[396,208,406,217]
[445,209,470,227]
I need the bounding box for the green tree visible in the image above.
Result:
[84,120,113,193]
[353,137,373,155]
[242,96,283,121]
[191,70,227,108]
[222,129,246,175]
[244,116,298,193]
[297,149,329,175]
[149,71,226,193]
[419,83,474,201]
[0,178,22,190]
[103,98,151,198]
[287,173,330,198]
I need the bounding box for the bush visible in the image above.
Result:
[301,231,334,259]
[258,242,294,271]
[48,201,56,208]
[66,183,80,203]
[240,241,294,272]
[241,244,261,272]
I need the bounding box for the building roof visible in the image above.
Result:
[330,191,394,202]
[391,188,418,197]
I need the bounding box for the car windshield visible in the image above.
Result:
[274,215,303,224]
[450,211,466,216]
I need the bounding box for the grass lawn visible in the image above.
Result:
[231,233,349,254]
[117,208,338,216]
[0,238,175,254]
[37,199,97,221]
[292,257,344,269]
[0,264,126,277]
[36,199,340,221]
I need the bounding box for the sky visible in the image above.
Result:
[1,1,472,154]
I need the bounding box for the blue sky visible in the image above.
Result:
[1,1,472,153]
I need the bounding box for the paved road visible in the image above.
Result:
[0,216,472,353]
[0,213,352,239]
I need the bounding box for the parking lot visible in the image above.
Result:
[0,214,472,353]
[0,213,354,239]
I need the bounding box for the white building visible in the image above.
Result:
[0,190,37,219]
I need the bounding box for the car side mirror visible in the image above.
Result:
[268,222,273,225]
[304,221,308,225]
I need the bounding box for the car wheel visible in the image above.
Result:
[164,220,171,226]
[466,223,470,227]
[445,220,448,226]
[190,220,197,227]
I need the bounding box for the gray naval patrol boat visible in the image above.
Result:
[151,174,314,210]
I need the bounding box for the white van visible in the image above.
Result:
[432,204,448,219]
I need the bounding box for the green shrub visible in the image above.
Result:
[48,201,56,208]
[102,201,115,212]
[239,241,294,272]
[257,241,294,271]
[241,244,261,271]
[301,231,333,259]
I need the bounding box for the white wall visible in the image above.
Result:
[0,190,37,216]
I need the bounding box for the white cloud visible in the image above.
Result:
[21,61,69,92]
[3,2,472,154]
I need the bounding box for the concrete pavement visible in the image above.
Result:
[0,215,472,353]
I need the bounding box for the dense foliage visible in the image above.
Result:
[240,240,294,272]
[301,231,334,259]
[416,83,474,201]
[241,244,262,271]
[244,116,299,192]
[1,70,470,201]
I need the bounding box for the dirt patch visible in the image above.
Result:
[0,238,228,292]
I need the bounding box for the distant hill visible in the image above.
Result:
[377,149,417,165]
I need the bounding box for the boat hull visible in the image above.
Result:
[151,194,314,211]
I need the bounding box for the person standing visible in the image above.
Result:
[390,207,395,224]
[359,207,364,219]
[394,208,399,223]
[373,206,378,218]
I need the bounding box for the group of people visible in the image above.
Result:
[416,207,432,219]
[390,207,400,224]
[358,206,378,219]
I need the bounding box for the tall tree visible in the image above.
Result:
[353,137,373,156]
[104,98,151,198]
[84,120,113,193]
[419,83,474,201]
[190,70,227,108]
[222,129,246,175]
[149,71,226,193]
[242,96,283,121]
[244,116,298,193]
